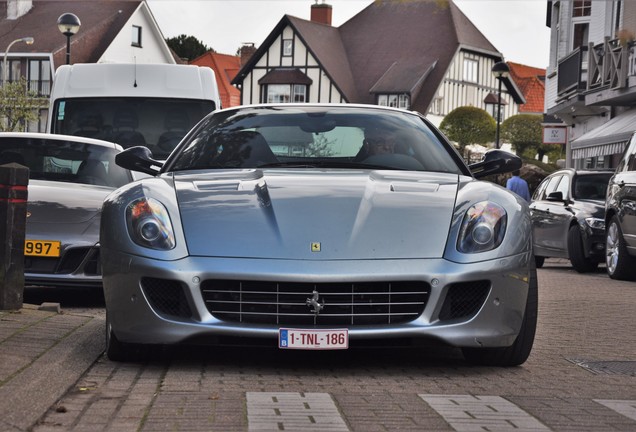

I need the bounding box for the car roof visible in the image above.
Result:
[0,132,124,151]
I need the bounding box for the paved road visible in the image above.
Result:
[27,260,636,431]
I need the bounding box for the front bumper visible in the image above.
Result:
[102,250,532,349]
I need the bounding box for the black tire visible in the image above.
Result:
[534,255,545,268]
[606,216,636,280]
[567,225,598,273]
[105,313,144,362]
[462,257,538,367]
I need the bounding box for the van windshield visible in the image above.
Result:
[51,98,216,159]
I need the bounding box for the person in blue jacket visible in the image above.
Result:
[506,169,530,202]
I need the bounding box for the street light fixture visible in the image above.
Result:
[57,12,81,65]
[492,61,510,149]
[3,37,34,85]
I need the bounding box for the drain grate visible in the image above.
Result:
[568,358,636,376]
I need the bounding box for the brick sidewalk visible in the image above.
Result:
[0,304,104,431]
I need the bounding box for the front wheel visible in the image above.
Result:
[606,216,636,280]
[462,257,538,367]
[105,313,145,362]
[567,225,598,273]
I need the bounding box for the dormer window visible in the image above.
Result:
[377,94,410,109]
[132,25,142,47]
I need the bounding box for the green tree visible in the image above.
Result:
[501,114,543,158]
[0,78,47,132]
[439,106,496,158]
[165,34,213,61]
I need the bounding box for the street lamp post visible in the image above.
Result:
[57,13,81,65]
[3,37,34,85]
[492,61,510,149]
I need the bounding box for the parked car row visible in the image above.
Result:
[529,131,636,281]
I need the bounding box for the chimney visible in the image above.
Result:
[311,0,332,26]
[7,0,33,20]
[239,43,257,67]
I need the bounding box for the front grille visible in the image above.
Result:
[24,247,100,275]
[201,280,429,326]
[438,280,490,321]
[141,277,192,319]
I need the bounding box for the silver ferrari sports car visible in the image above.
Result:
[0,133,133,288]
[102,104,537,366]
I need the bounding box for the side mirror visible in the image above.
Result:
[468,149,522,179]
[546,191,566,202]
[115,146,162,176]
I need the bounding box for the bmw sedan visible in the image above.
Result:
[530,169,612,272]
[0,133,134,288]
[102,104,536,366]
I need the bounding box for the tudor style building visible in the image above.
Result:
[231,0,525,128]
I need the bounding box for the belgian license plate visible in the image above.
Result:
[24,240,61,257]
[279,328,348,350]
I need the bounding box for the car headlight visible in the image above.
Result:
[457,201,507,253]
[126,197,176,250]
[584,217,605,230]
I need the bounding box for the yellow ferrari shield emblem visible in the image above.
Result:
[311,242,321,252]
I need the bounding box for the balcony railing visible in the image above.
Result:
[587,37,630,91]
[557,46,588,97]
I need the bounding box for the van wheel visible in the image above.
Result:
[606,216,636,280]
[462,257,537,367]
[568,225,598,273]
[534,255,545,268]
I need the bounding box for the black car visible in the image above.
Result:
[530,168,612,272]
[606,132,636,280]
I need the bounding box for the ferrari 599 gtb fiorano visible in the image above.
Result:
[101,104,536,366]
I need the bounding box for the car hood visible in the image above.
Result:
[27,180,112,224]
[174,170,460,260]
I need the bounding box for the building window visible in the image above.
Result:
[573,1,591,17]
[132,25,142,47]
[429,97,443,115]
[377,94,410,109]
[28,59,51,96]
[265,84,307,103]
[573,23,589,49]
[463,58,478,83]
[282,39,293,57]
[1,59,22,83]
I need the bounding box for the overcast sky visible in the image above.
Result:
[147,0,550,68]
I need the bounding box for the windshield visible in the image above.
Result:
[51,98,216,159]
[572,173,612,200]
[0,136,133,188]
[167,105,465,174]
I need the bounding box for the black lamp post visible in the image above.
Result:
[492,61,510,149]
[57,13,81,65]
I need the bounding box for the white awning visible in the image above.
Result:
[571,109,636,159]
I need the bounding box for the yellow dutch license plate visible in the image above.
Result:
[24,240,61,257]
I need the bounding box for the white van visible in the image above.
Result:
[47,63,221,159]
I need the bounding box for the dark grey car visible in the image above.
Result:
[530,168,612,272]
[606,132,636,280]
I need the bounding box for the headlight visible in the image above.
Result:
[584,217,605,230]
[126,197,176,250]
[457,201,507,253]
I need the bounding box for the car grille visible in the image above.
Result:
[24,247,101,276]
[438,280,491,321]
[200,280,429,326]
[141,277,192,319]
